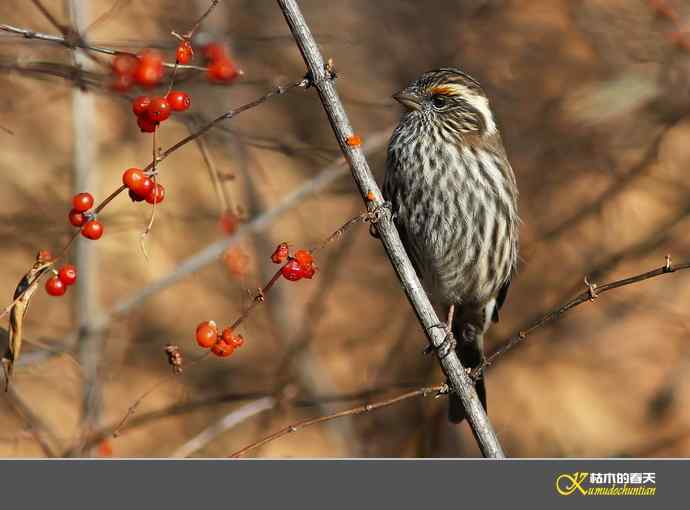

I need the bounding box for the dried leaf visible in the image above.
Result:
[2,251,53,390]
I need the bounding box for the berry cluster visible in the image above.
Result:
[45,264,78,297]
[131,91,191,133]
[195,320,245,358]
[68,192,104,240]
[203,42,240,83]
[271,243,317,281]
[122,168,165,204]
[110,50,165,92]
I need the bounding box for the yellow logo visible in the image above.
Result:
[556,472,589,496]
[555,471,657,497]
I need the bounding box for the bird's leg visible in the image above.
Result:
[424,304,456,358]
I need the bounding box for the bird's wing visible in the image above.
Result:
[491,277,511,323]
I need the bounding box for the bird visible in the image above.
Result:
[383,68,519,423]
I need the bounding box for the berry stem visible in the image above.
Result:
[184,0,221,39]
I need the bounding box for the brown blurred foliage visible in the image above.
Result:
[1,0,690,458]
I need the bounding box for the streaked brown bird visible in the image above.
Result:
[383,68,519,423]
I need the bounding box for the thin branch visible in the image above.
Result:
[184,0,221,38]
[172,397,276,458]
[3,384,59,457]
[230,384,444,458]
[475,258,690,375]
[30,0,65,34]
[70,381,423,454]
[0,24,206,70]
[276,0,504,458]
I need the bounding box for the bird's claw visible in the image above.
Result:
[424,322,456,359]
[434,383,450,398]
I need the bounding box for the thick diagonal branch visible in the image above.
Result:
[276,0,504,458]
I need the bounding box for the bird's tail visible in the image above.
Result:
[448,314,487,424]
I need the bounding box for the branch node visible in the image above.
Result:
[434,384,450,398]
[164,344,183,374]
[584,276,598,301]
[255,288,266,303]
[665,254,674,273]
[424,323,456,359]
[366,201,391,224]
[324,57,337,80]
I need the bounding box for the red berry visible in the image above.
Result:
[207,58,238,83]
[134,63,163,87]
[176,41,193,64]
[203,42,228,61]
[134,51,164,87]
[112,53,138,75]
[137,116,157,133]
[281,259,304,281]
[220,328,234,343]
[196,321,218,348]
[271,242,289,264]
[72,192,94,213]
[81,220,103,240]
[211,339,234,358]
[110,73,134,92]
[128,189,144,202]
[45,275,66,297]
[122,168,154,198]
[139,177,154,197]
[293,249,314,268]
[219,211,241,235]
[68,209,86,227]
[146,97,171,122]
[230,333,244,348]
[166,91,191,112]
[58,264,77,286]
[122,167,145,190]
[38,250,53,262]
[132,96,151,116]
[145,183,165,204]
[301,264,316,279]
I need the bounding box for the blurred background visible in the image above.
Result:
[1,0,690,458]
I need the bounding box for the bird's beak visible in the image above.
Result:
[393,91,422,111]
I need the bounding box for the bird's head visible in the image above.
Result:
[393,68,496,137]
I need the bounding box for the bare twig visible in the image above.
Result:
[476,258,690,375]
[172,397,276,458]
[276,0,504,457]
[70,381,422,454]
[184,0,221,38]
[30,0,66,34]
[0,24,206,71]
[230,385,444,458]
[3,384,59,457]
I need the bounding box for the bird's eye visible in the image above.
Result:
[431,95,446,109]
